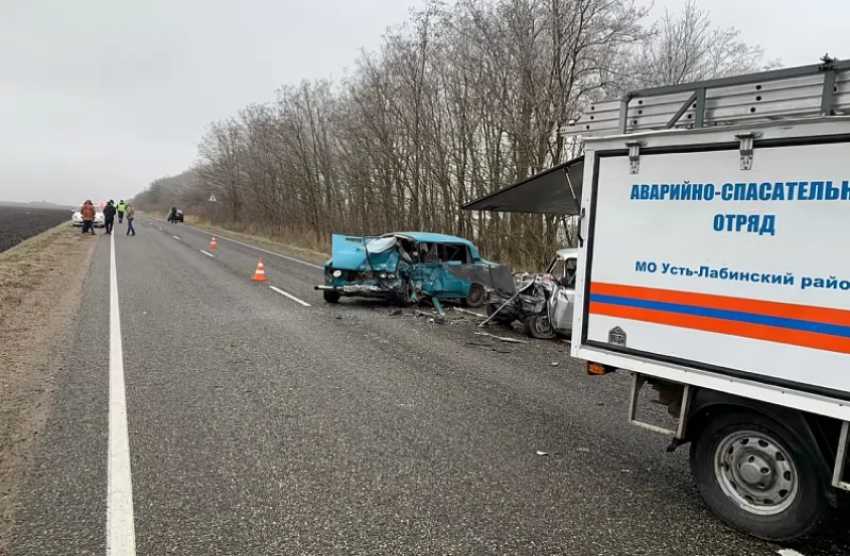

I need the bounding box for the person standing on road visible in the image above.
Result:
[125,202,136,236]
[117,200,126,223]
[103,200,116,234]
[80,199,96,235]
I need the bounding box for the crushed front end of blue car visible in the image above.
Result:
[316,234,413,303]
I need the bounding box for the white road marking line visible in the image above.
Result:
[158,227,163,231]
[200,250,215,257]
[107,233,136,555]
[777,550,807,556]
[269,285,311,307]
[172,235,180,240]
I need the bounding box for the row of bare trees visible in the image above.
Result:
[134,0,776,270]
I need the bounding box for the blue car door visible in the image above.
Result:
[409,242,438,294]
[435,243,472,297]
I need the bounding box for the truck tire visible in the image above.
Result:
[689,410,828,542]
[323,290,341,304]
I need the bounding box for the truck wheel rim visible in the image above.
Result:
[713,430,799,516]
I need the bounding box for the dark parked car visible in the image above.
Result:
[167,208,184,223]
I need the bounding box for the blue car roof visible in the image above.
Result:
[391,231,476,246]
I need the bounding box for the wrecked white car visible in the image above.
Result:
[482,248,577,339]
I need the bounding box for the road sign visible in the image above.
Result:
[209,195,217,202]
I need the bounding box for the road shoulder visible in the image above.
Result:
[0,224,99,549]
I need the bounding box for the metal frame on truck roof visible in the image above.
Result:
[561,55,850,137]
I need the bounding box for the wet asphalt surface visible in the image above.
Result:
[6,216,850,555]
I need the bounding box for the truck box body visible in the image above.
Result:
[573,117,850,421]
[462,59,850,541]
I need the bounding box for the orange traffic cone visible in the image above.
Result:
[209,235,217,249]
[252,258,267,282]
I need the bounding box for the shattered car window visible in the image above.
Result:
[439,243,471,263]
[549,258,566,278]
[422,243,439,262]
[398,239,415,263]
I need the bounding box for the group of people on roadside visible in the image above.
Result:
[79,199,136,236]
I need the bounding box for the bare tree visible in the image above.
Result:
[620,0,780,91]
[133,0,776,270]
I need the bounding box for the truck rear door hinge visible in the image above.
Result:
[626,140,643,174]
[735,132,762,170]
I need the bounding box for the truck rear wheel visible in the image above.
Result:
[689,411,828,542]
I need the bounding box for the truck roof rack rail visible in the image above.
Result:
[561,55,850,137]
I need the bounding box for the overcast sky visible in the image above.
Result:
[1,0,846,205]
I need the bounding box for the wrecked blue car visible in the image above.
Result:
[315,232,494,308]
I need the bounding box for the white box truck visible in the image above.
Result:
[463,57,850,541]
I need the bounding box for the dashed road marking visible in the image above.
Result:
[200,250,215,258]
[270,285,311,307]
[151,220,324,270]
[139,214,323,270]
[777,549,807,556]
[173,235,180,240]
[107,233,136,555]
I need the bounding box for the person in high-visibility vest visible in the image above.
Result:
[117,200,126,223]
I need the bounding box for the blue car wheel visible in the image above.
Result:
[323,289,341,303]
[463,284,485,308]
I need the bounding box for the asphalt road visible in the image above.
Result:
[7,216,850,556]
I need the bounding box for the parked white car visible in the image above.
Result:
[71,205,105,227]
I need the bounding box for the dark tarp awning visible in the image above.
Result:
[461,155,584,215]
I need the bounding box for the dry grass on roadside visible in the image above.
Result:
[147,211,329,265]
[0,223,91,320]
[0,220,97,356]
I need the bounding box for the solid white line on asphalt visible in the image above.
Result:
[201,250,215,258]
[270,285,311,307]
[173,235,180,240]
[107,233,136,555]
